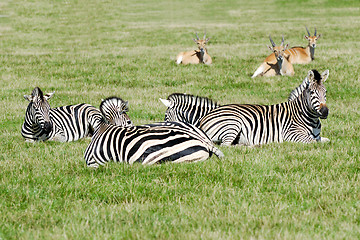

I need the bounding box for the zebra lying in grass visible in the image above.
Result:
[21,87,102,142]
[161,69,330,146]
[84,97,224,168]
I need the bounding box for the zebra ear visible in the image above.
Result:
[159,98,171,107]
[321,70,329,82]
[307,70,315,82]
[44,91,55,100]
[24,95,33,102]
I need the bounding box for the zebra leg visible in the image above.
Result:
[220,135,239,146]
[86,159,100,169]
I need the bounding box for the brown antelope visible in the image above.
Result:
[254,27,321,69]
[252,35,294,78]
[286,26,321,64]
[176,32,212,65]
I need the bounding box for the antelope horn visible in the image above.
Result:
[281,35,285,46]
[203,30,206,40]
[195,32,199,40]
[314,27,317,37]
[269,35,276,47]
[305,26,311,36]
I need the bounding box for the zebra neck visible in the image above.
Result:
[291,93,320,122]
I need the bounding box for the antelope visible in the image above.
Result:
[252,35,294,78]
[253,27,321,69]
[286,26,321,64]
[176,32,212,65]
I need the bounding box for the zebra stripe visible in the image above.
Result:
[21,87,102,142]
[84,97,223,168]
[198,69,329,146]
[160,93,219,126]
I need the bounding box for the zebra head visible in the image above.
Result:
[24,87,54,134]
[100,97,133,127]
[305,69,329,119]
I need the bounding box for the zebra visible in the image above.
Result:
[21,87,102,142]
[198,69,330,146]
[159,93,220,126]
[84,96,224,168]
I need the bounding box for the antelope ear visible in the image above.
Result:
[44,91,55,100]
[304,35,309,40]
[24,95,33,102]
[316,34,322,39]
[284,43,289,50]
[159,98,171,107]
[267,45,273,51]
[321,69,329,82]
[193,38,198,43]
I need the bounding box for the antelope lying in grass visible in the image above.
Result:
[176,32,212,65]
[252,35,294,78]
[286,26,321,64]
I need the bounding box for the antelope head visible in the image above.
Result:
[268,35,289,62]
[305,26,321,48]
[193,31,210,54]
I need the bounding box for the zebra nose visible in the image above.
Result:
[319,105,328,119]
[43,121,52,134]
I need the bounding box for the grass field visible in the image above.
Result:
[1,0,360,239]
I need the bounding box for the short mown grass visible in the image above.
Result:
[1,0,360,239]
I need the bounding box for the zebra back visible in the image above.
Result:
[160,93,219,126]
[49,104,102,142]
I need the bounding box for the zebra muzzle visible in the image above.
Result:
[43,121,53,134]
[319,105,328,119]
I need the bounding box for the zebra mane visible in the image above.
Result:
[32,87,44,98]
[288,69,321,101]
[100,96,129,122]
[168,93,219,108]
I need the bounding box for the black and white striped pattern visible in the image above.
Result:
[100,97,133,127]
[21,87,102,142]
[160,93,219,126]
[198,69,330,146]
[84,97,223,168]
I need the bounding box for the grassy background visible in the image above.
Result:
[1,0,360,239]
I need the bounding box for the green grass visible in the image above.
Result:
[1,0,360,239]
